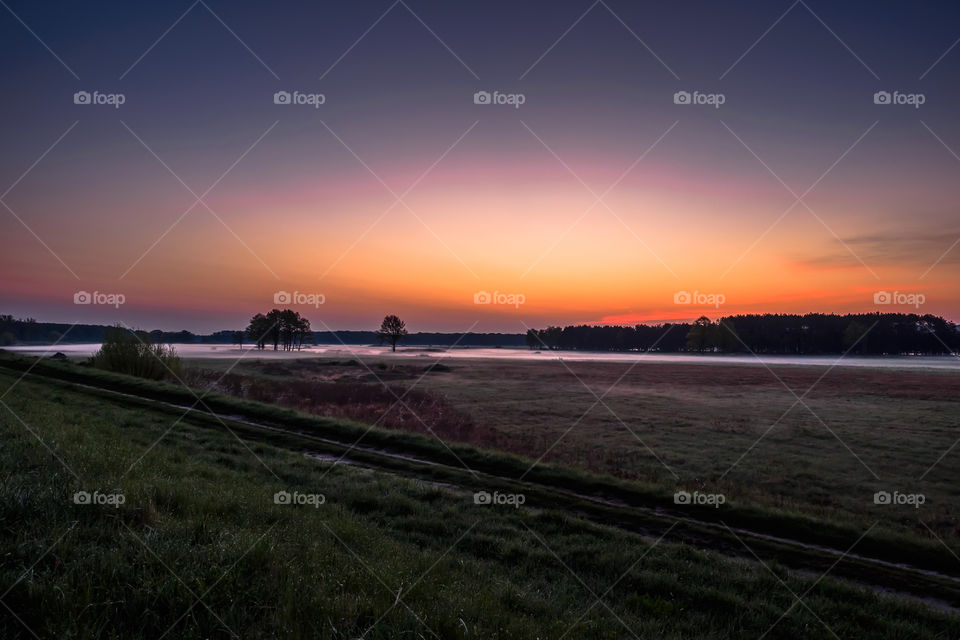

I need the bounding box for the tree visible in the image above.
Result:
[265,309,283,350]
[277,309,312,351]
[245,313,272,350]
[717,318,741,352]
[842,320,870,354]
[685,316,716,353]
[525,329,539,350]
[232,330,243,350]
[377,315,408,352]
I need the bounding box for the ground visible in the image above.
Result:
[1,350,958,638]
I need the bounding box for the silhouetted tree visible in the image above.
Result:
[245,310,311,351]
[525,329,539,349]
[245,313,272,350]
[377,315,408,352]
[686,316,715,353]
[717,318,741,352]
[843,320,870,354]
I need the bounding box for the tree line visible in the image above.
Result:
[0,315,527,347]
[526,313,960,355]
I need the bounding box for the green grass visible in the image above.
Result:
[1,367,959,638]
[0,351,957,580]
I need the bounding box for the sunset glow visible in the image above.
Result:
[2,2,958,332]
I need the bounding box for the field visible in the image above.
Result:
[1,350,959,638]
[189,352,960,550]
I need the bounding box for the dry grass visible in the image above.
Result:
[194,355,960,544]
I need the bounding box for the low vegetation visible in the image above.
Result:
[182,355,960,561]
[1,352,956,581]
[1,365,958,638]
[89,327,182,380]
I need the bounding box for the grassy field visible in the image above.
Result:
[187,353,960,554]
[2,363,960,638]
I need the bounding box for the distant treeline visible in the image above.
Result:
[526,313,960,355]
[4,312,958,355]
[311,331,526,347]
[0,316,238,346]
[0,316,526,348]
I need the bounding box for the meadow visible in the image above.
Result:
[189,353,960,553]
[1,360,959,638]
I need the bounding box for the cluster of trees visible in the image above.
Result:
[242,312,407,351]
[244,309,314,351]
[526,322,692,352]
[527,313,960,355]
[729,313,959,355]
[1,315,101,345]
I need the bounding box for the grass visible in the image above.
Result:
[1,367,959,638]
[0,350,957,578]
[191,354,960,552]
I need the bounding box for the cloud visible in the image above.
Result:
[794,227,960,270]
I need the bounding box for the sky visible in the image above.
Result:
[1,0,959,333]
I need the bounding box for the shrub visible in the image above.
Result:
[90,327,182,380]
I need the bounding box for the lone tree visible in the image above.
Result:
[377,314,407,352]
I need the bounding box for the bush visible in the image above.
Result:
[90,327,182,380]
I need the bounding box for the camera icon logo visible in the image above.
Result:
[673,91,691,105]
[274,91,291,105]
[274,291,292,304]
[473,91,491,105]
[473,490,492,504]
[673,490,691,505]
[73,91,91,105]
[673,290,691,304]
[273,490,292,505]
[873,291,891,305]
[873,490,891,505]
[473,291,492,304]
[873,91,891,105]
[73,490,91,504]
[74,290,92,304]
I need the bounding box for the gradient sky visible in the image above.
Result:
[1,0,959,332]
